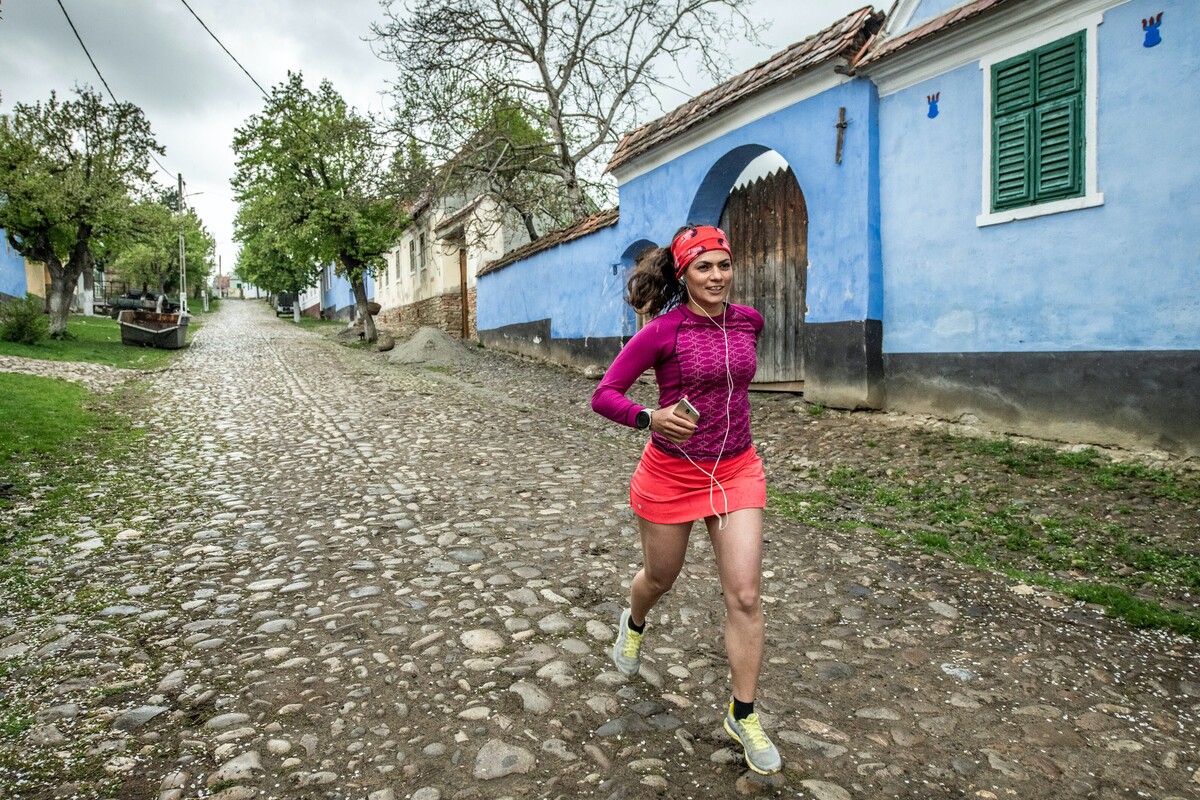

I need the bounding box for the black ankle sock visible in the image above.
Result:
[627,615,645,634]
[732,697,755,720]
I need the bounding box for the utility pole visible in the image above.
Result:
[178,173,189,315]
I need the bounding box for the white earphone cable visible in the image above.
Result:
[675,301,735,530]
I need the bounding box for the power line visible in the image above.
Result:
[54,0,177,183]
[54,0,117,104]
[177,0,271,102]
[175,0,326,153]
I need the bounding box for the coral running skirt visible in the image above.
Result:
[629,441,766,524]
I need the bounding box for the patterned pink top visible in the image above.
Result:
[591,303,763,460]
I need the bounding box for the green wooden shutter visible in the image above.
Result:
[992,52,1035,211]
[994,110,1033,209]
[1035,32,1084,103]
[991,31,1085,212]
[994,55,1034,115]
[1035,96,1082,200]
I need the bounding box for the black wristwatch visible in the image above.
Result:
[635,408,652,430]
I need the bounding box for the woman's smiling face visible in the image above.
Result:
[682,249,733,314]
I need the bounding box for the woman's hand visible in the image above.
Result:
[650,404,697,444]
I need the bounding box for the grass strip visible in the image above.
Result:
[0,373,96,467]
[295,316,346,331]
[0,315,186,369]
[767,433,1200,640]
[0,377,156,797]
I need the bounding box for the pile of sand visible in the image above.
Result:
[386,327,476,367]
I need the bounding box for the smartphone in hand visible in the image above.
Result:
[672,397,700,424]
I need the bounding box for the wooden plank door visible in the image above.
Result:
[719,166,808,387]
[458,247,469,338]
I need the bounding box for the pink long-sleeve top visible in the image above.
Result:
[591,303,763,461]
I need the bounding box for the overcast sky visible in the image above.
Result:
[0,0,872,270]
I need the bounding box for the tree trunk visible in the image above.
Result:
[82,269,95,316]
[350,275,377,343]
[46,225,96,336]
[46,268,79,338]
[561,165,590,221]
[522,212,539,242]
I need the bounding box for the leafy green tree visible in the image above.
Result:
[234,197,320,321]
[441,97,571,241]
[231,73,407,341]
[110,196,214,298]
[0,87,162,336]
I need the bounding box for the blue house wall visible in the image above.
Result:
[475,0,1198,455]
[618,78,881,324]
[0,232,28,301]
[476,224,633,362]
[874,0,1199,454]
[479,77,884,403]
[321,264,375,320]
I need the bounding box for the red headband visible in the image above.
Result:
[670,225,731,278]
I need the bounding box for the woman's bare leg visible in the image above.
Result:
[630,517,692,625]
[706,508,764,703]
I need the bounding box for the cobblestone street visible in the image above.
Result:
[2,300,1198,799]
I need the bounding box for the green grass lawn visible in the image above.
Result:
[769,434,1200,640]
[0,315,189,369]
[295,316,345,331]
[191,296,221,315]
[0,370,153,797]
[0,373,96,466]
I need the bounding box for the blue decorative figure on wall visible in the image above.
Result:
[1143,12,1163,47]
[927,92,940,119]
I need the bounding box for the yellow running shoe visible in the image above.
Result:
[723,701,782,774]
[611,608,644,676]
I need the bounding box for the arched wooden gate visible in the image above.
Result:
[719,166,808,389]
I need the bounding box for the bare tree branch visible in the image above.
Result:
[372,0,764,226]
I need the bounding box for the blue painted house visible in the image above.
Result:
[1,231,29,301]
[319,263,375,321]
[477,0,1199,456]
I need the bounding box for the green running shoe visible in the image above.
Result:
[611,608,644,676]
[723,702,782,775]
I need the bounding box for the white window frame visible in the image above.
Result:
[977,13,1105,227]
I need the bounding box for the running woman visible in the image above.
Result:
[591,224,781,775]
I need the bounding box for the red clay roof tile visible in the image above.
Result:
[607,7,882,174]
[855,0,1023,68]
[478,208,620,278]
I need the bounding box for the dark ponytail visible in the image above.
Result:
[625,224,693,317]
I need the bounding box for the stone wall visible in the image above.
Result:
[378,290,476,340]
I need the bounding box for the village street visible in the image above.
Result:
[2,300,1198,800]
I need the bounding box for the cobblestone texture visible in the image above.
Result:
[1,300,1198,799]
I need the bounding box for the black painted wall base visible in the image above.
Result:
[479,319,627,369]
[884,350,1200,458]
[803,320,884,410]
[482,317,1199,457]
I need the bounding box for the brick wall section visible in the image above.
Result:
[378,289,476,340]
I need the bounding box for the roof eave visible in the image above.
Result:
[478,208,619,278]
[606,7,881,176]
[608,61,853,184]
